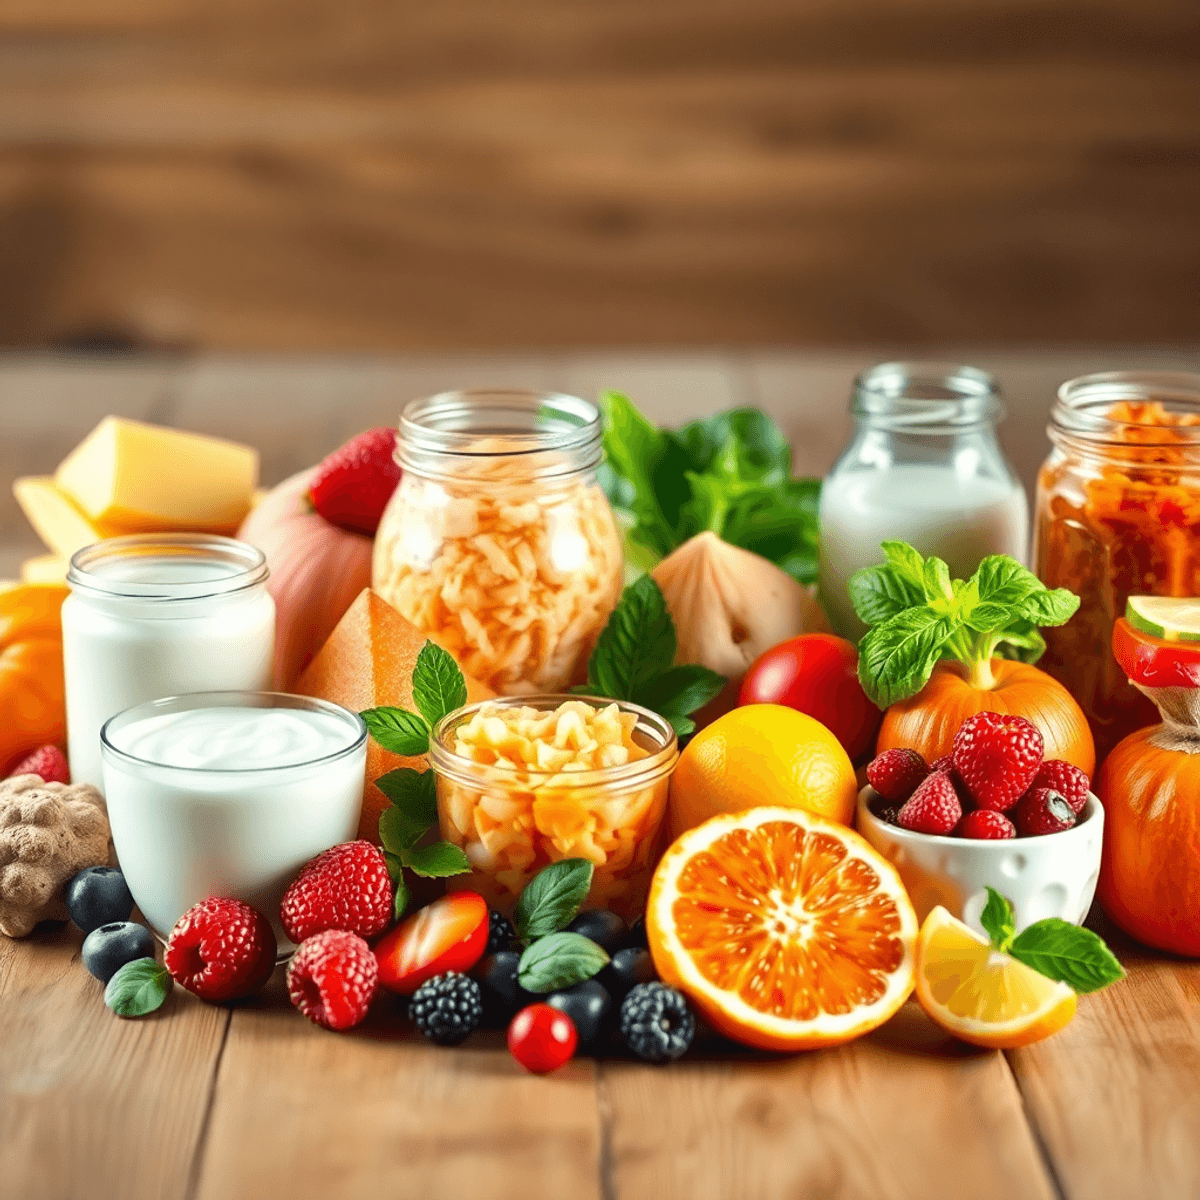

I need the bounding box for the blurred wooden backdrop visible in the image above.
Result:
[0,0,1197,351]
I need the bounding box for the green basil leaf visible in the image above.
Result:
[672,409,792,485]
[518,932,610,993]
[514,858,594,940]
[586,575,676,701]
[665,713,696,737]
[1009,919,1125,994]
[376,766,439,829]
[104,958,171,1018]
[410,640,468,729]
[360,707,430,757]
[923,556,954,604]
[993,624,1047,664]
[849,564,925,626]
[636,663,726,718]
[979,887,1016,951]
[856,608,954,708]
[881,541,929,591]
[400,841,470,879]
[972,556,1043,609]
[393,873,410,921]
[962,601,1013,633]
[1017,587,1081,628]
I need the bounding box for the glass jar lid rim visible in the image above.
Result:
[1051,370,1200,446]
[68,533,269,602]
[852,361,1003,427]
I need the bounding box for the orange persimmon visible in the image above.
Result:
[876,659,1095,778]
[0,583,68,775]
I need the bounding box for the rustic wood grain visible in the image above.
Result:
[0,923,229,1200]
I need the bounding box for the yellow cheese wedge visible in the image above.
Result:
[54,416,259,533]
[12,477,114,559]
[20,554,69,584]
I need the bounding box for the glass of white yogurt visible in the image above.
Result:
[64,534,276,790]
[101,691,367,958]
[819,363,1029,640]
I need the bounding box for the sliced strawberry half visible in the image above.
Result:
[374,890,489,996]
[307,427,401,536]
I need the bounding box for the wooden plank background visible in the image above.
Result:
[0,0,1197,350]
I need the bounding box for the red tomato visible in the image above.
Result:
[507,1004,578,1074]
[1112,617,1200,689]
[374,890,489,995]
[738,633,881,763]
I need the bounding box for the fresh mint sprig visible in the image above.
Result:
[105,957,172,1018]
[850,542,1080,708]
[978,888,1124,994]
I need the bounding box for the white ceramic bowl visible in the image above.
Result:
[856,787,1104,935]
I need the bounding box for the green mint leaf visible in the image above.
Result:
[384,849,404,885]
[665,713,696,737]
[514,858,594,940]
[378,805,425,853]
[410,640,468,729]
[993,623,1047,664]
[881,541,929,591]
[518,932,610,993]
[848,564,926,625]
[360,707,430,757]
[393,873,410,921]
[962,601,1013,633]
[923,556,953,604]
[104,958,171,1018]
[376,766,439,829]
[400,841,470,879]
[856,608,953,708]
[1017,587,1080,628]
[586,575,676,701]
[973,556,1043,609]
[979,888,1016,951]
[1009,919,1126,994]
[636,664,726,719]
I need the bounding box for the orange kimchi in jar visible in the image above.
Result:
[1034,371,1200,762]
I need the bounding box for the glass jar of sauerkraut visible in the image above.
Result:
[430,696,678,921]
[1034,371,1200,761]
[374,390,623,695]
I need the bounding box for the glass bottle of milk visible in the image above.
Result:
[819,363,1029,640]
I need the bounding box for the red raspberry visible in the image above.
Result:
[952,712,1044,811]
[281,840,392,944]
[866,748,929,803]
[956,809,1016,839]
[287,930,378,1030]
[1029,759,1089,815]
[1012,787,1077,836]
[166,897,277,1002]
[929,755,955,774]
[8,745,69,784]
[897,772,962,835]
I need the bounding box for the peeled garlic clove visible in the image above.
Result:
[650,532,830,724]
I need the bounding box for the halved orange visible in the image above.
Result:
[646,806,917,1050]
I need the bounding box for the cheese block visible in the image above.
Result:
[12,477,117,559]
[55,416,258,533]
[21,555,69,584]
[296,589,493,842]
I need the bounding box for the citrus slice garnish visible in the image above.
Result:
[1125,595,1200,643]
[646,806,917,1050]
[915,906,1076,1049]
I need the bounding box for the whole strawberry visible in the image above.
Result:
[287,929,378,1031]
[281,840,392,945]
[166,897,277,1002]
[866,748,929,803]
[897,772,962,835]
[307,427,400,535]
[956,809,1016,840]
[8,745,69,784]
[952,712,1044,811]
[1029,759,1089,815]
[1012,787,1077,837]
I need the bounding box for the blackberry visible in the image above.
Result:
[487,910,518,954]
[620,982,694,1063]
[408,972,483,1046]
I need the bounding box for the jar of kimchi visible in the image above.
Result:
[373,389,623,695]
[1034,372,1200,761]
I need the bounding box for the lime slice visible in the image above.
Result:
[1125,596,1200,643]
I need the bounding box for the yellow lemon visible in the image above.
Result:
[668,704,857,838]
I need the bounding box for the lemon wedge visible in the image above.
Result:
[915,906,1077,1049]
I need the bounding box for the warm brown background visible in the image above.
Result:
[1,0,1197,351]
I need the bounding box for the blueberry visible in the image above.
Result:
[546,979,612,1049]
[601,947,659,999]
[66,866,134,935]
[566,909,627,954]
[81,921,155,984]
[474,950,538,1026]
[625,916,648,949]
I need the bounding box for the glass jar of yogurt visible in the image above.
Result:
[373,389,623,695]
[819,363,1029,639]
[63,534,275,789]
[102,691,366,954]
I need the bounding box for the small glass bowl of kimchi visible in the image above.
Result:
[430,696,678,921]
[1034,372,1200,760]
[373,390,623,695]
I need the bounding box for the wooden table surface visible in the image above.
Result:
[2,349,1199,1200]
